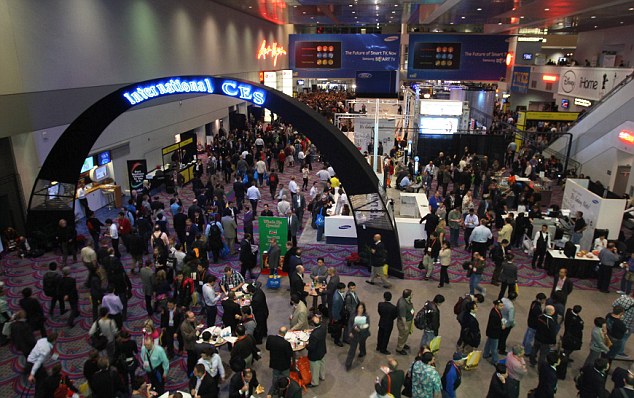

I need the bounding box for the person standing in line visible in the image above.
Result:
[532,351,560,398]
[104,218,121,258]
[529,305,558,368]
[266,326,293,387]
[330,282,347,347]
[395,289,414,356]
[59,266,79,328]
[505,345,528,398]
[485,363,509,398]
[571,210,587,245]
[26,332,59,398]
[561,305,584,361]
[532,225,551,270]
[419,294,445,349]
[411,351,442,398]
[468,252,487,297]
[376,291,398,355]
[374,358,405,398]
[366,233,392,288]
[498,253,518,300]
[606,306,628,362]
[140,336,170,395]
[498,292,517,355]
[438,241,452,288]
[345,302,370,371]
[458,301,481,354]
[441,352,467,398]
[483,300,505,365]
[598,243,621,293]
[551,267,574,307]
[307,314,327,387]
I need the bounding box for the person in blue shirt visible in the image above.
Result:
[441,352,467,398]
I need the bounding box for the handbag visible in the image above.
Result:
[401,360,417,397]
[90,320,108,351]
[315,214,325,227]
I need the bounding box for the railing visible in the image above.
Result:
[576,71,634,123]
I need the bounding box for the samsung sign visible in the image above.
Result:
[123,77,266,106]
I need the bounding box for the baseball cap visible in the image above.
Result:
[453,352,468,361]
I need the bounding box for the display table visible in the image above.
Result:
[544,249,599,278]
[400,193,429,218]
[74,184,121,219]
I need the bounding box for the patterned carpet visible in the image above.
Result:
[0,159,625,396]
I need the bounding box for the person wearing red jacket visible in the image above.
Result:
[173,271,195,309]
[117,212,132,252]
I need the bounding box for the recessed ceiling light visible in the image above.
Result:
[544,8,550,11]
[376,5,379,10]
[621,21,625,24]
[352,11,355,13]
[520,16,525,19]
[629,7,634,10]
[461,16,466,19]
[392,10,396,14]
[316,21,320,24]
[302,11,306,14]
[354,16,357,19]
[349,4,353,6]
[394,4,398,7]
[293,5,297,8]
[594,25,598,28]
[376,13,379,16]
[248,5,252,8]
[450,22,454,25]
[591,15,596,19]
[498,22,502,25]
[476,8,482,11]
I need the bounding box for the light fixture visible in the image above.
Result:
[302,11,306,14]
[248,5,252,8]
[461,16,466,19]
[544,8,550,11]
[629,7,634,10]
[352,11,355,13]
[594,25,598,28]
[392,10,396,14]
[520,15,525,19]
[591,15,596,19]
[476,7,482,11]
[349,4,353,6]
[450,22,454,25]
[542,75,558,82]
[621,21,625,24]
[376,5,379,10]
[498,22,502,25]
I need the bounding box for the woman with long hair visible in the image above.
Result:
[345,302,371,370]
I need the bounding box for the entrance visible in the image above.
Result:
[26,75,403,275]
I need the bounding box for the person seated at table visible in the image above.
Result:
[593,232,608,251]
[290,294,309,331]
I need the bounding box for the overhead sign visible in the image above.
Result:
[558,67,633,101]
[122,77,267,106]
[419,100,463,116]
[407,34,510,80]
[289,34,400,78]
[257,39,287,67]
[511,66,531,94]
[574,98,592,107]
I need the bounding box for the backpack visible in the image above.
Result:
[53,376,71,398]
[453,296,467,315]
[414,301,434,330]
[208,223,222,240]
[152,233,167,253]
[574,368,584,391]
[43,272,61,297]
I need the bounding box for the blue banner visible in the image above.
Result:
[289,34,400,78]
[407,34,509,80]
[355,71,398,97]
[511,66,531,94]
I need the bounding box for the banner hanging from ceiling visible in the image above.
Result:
[407,34,510,81]
[289,34,400,78]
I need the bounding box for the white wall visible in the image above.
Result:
[574,25,634,67]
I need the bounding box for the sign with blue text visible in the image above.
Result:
[122,77,267,107]
[511,66,531,94]
[407,34,509,81]
[289,34,400,78]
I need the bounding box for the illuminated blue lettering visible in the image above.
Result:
[221,81,239,96]
[122,77,263,107]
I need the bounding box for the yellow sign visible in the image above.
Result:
[523,111,579,121]
[162,143,180,155]
[257,40,287,67]
[180,137,193,147]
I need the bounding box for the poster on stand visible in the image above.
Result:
[127,160,147,192]
[353,118,395,155]
[258,217,288,269]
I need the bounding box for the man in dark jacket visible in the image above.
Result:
[533,351,560,398]
[289,265,308,304]
[490,239,509,286]
[376,291,398,355]
[90,356,125,398]
[562,305,584,359]
[483,300,505,365]
[307,314,327,387]
[268,376,303,398]
[248,284,269,344]
[530,305,558,368]
[19,288,46,337]
[10,311,35,358]
[59,266,79,328]
[330,283,347,347]
[498,252,518,300]
[375,357,405,398]
[486,363,509,398]
[578,358,610,398]
[459,301,481,352]
[221,292,242,333]
[551,268,574,306]
[160,300,183,358]
[266,326,293,387]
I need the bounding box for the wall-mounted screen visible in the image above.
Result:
[94,165,109,181]
[523,53,533,60]
[97,150,111,166]
[81,156,95,173]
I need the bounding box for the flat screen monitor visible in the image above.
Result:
[94,165,109,181]
[81,156,95,173]
[97,150,111,166]
[523,53,533,60]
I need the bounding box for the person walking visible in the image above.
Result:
[345,302,370,371]
[499,293,517,354]
[395,289,414,356]
[89,307,118,361]
[498,253,518,300]
[459,301,481,353]
[307,314,327,387]
[366,234,391,288]
[532,351,560,398]
[491,239,509,286]
[438,242,452,288]
[505,345,528,398]
[561,305,584,361]
[529,305,557,368]
[141,336,170,395]
[43,262,64,318]
[140,260,155,317]
[59,266,80,328]
[221,211,238,255]
[522,293,546,357]
[483,300,505,365]
[441,352,466,398]
[468,252,487,297]
[26,332,59,398]
[246,182,261,212]
[266,326,293,387]
[606,305,628,361]
[160,300,183,359]
[330,282,347,347]
[376,291,398,355]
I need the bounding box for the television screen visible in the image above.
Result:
[561,99,570,109]
[80,156,95,173]
[94,165,109,181]
[523,53,533,60]
[97,150,111,166]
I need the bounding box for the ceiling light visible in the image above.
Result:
[392,10,396,14]
[520,16,525,19]
[498,22,502,25]
[476,8,482,11]
[594,25,598,28]
[591,15,596,19]
[352,11,355,13]
[394,4,398,7]
[248,5,252,8]
[316,21,320,24]
[461,16,466,19]
[302,11,306,14]
[349,4,353,6]
[621,21,625,24]
[450,22,454,25]
[354,16,357,19]
[293,5,297,8]
[544,8,550,11]
[629,7,634,10]
[376,5,379,10]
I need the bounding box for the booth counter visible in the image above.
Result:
[396,218,427,247]
[324,215,356,244]
[400,193,429,218]
[74,184,121,219]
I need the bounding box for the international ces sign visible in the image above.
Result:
[122,77,267,107]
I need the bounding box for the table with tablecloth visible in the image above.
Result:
[544,249,599,278]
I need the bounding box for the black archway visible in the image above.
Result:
[27,76,402,275]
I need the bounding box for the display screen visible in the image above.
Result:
[411,43,462,70]
[523,53,533,60]
[561,99,570,109]
[420,117,459,135]
[97,150,111,166]
[94,165,109,180]
[81,156,95,173]
[294,41,342,69]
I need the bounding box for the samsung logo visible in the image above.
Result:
[384,36,399,42]
[592,199,599,204]
[357,73,373,79]
[338,225,352,230]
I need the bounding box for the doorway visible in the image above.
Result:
[614,165,631,196]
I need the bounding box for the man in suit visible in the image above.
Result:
[160,300,183,358]
[267,238,281,274]
[287,210,300,247]
[483,300,505,365]
[221,292,242,333]
[247,284,269,344]
[266,326,293,387]
[221,211,238,255]
[376,291,398,355]
[529,305,558,368]
[289,265,308,304]
[191,363,215,398]
[59,266,80,328]
[330,282,347,347]
[290,295,308,331]
[532,351,559,398]
[292,192,307,227]
[233,177,245,212]
[551,268,574,307]
[307,314,327,387]
[366,234,391,288]
[173,206,188,245]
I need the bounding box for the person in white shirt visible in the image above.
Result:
[277,195,291,216]
[246,182,261,212]
[593,233,608,251]
[202,276,222,327]
[532,225,552,270]
[104,218,121,258]
[255,159,267,187]
[197,346,225,380]
[288,176,299,199]
[26,332,58,387]
[309,182,319,200]
[399,174,411,190]
[462,191,474,214]
[170,243,187,272]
